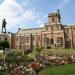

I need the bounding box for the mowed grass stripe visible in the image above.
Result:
[42,64,75,75]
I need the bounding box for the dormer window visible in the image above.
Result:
[52,17,55,22]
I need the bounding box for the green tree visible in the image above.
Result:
[0,40,10,50]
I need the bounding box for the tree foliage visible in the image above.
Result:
[0,40,10,50]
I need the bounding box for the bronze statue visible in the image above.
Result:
[2,19,7,33]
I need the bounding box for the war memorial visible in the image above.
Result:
[0,11,75,75]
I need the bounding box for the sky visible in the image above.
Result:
[0,0,75,33]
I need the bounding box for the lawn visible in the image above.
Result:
[42,64,75,75]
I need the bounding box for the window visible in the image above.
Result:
[51,39,54,44]
[43,38,50,45]
[46,38,50,45]
[56,25,59,30]
[52,17,55,22]
[51,26,54,31]
[21,36,24,44]
[32,36,35,41]
[37,36,41,41]
[56,37,63,45]
[66,29,69,35]
[25,37,29,42]
[46,26,48,31]
[66,28,69,40]
[56,37,63,47]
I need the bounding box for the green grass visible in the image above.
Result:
[42,64,75,75]
[0,71,11,75]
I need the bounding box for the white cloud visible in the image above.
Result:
[36,19,44,28]
[0,0,38,32]
[37,14,47,28]
[39,23,44,27]
[58,0,70,9]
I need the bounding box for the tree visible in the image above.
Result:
[0,40,10,50]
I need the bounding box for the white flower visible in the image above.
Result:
[10,64,12,67]
[40,64,42,67]
[5,66,8,69]
[26,69,29,72]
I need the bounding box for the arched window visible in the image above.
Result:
[51,39,54,44]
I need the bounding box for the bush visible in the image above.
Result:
[5,51,17,62]
[5,50,34,63]
[24,49,32,54]
[36,48,42,53]
[0,40,10,50]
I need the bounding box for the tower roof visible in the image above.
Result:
[48,10,60,17]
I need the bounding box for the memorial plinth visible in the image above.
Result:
[0,32,8,41]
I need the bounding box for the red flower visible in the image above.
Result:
[30,62,38,69]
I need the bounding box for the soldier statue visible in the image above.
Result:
[2,19,7,33]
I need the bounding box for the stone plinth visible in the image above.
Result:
[0,32,8,41]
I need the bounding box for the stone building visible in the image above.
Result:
[15,10,75,49]
[6,32,15,49]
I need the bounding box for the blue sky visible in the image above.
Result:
[0,0,75,33]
